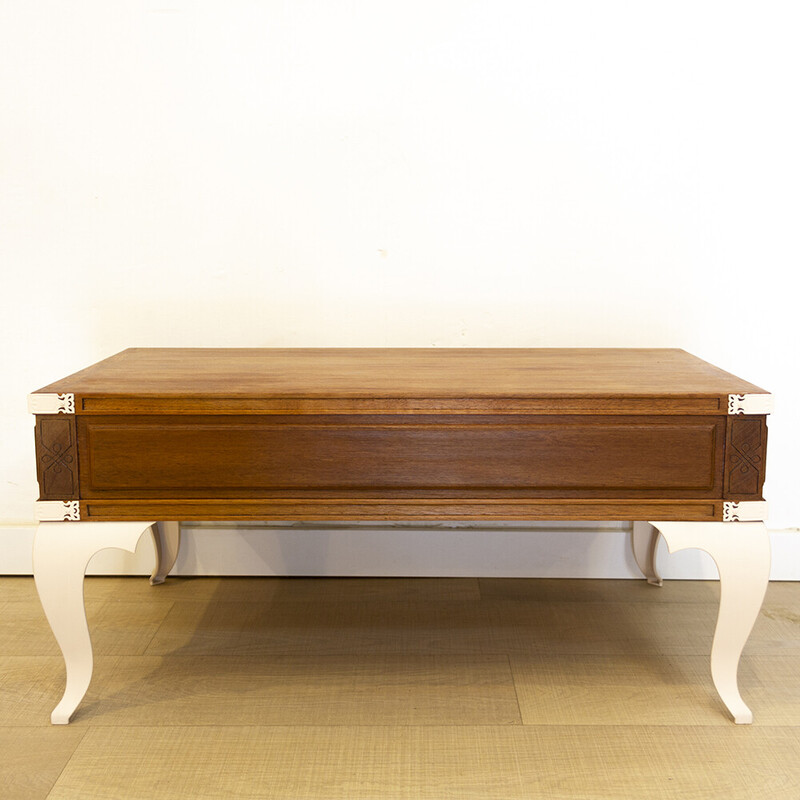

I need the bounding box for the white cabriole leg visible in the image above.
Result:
[631,522,663,586]
[32,520,156,724]
[149,521,181,585]
[649,520,771,724]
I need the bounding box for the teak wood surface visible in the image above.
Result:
[31,348,768,522]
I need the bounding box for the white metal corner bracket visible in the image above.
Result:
[28,393,75,415]
[727,394,773,415]
[35,501,81,521]
[722,501,769,522]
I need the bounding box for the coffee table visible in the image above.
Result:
[29,348,773,724]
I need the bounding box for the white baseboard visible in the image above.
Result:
[1,521,798,580]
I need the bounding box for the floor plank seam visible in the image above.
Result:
[138,599,179,656]
[42,727,90,800]
[504,653,525,726]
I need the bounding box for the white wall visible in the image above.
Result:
[1,1,798,576]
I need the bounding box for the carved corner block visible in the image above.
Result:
[722,501,769,522]
[35,500,81,521]
[724,415,767,500]
[34,415,79,500]
[28,393,75,414]
[727,394,773,415]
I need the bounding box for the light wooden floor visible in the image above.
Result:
[1,576,799,799]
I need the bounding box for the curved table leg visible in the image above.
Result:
[649,520,771,724]
[149,521,181,585]
[631,522,663,586]
[32,520,156,724]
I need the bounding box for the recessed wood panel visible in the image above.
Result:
[76,395,725,416]
[78,415,723,500]
[34,415,79,500]
[724,415,768,500]
[80,499,722,521]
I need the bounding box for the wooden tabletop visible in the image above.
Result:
[36,348,764,399]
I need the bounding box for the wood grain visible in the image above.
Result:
[0,727,86,800]
[31,349,769,522]
[478,576,722,604]
[78,395,725,415]
[33,347,766,414]
[3,577,798,799]
[77,415,723,496]
[0,599,172,657]
[510,653,800,726]
[142,598,495,657]
[63,654,521,727]
[47,725,800,800]
[68,575,483,604]
[80,499,723,521]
